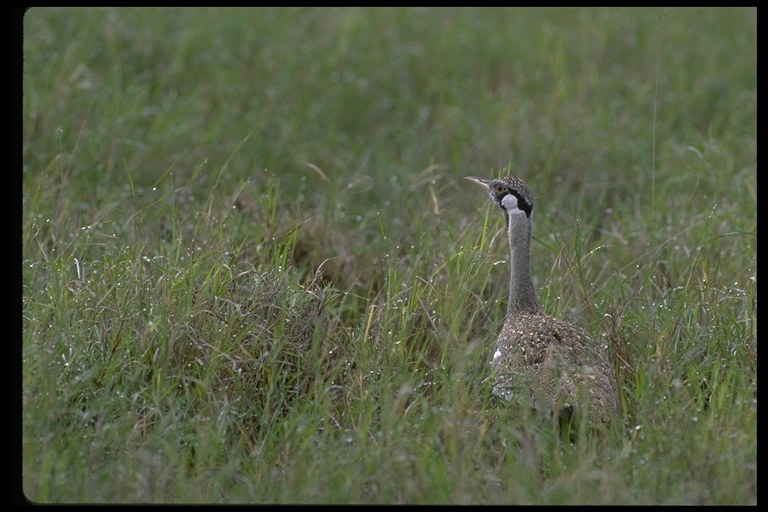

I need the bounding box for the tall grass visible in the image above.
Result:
[22,7,755,504]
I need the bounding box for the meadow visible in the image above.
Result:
[21,7,756,504]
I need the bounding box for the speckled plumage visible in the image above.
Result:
[466,175,619,424]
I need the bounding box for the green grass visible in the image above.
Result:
[21,7,755,504]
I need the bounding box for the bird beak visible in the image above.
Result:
[464,176,491,190]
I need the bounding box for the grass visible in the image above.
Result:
[21,7,755,504]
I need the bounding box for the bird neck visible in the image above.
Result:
[506,212,540,316]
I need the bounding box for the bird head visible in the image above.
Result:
[465,175,534,218]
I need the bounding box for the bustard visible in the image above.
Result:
[466,175,619,426]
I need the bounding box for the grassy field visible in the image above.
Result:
[21,7,755,504]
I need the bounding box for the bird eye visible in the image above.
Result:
[493,183,506,194]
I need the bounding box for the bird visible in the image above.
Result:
[465,175,619,428]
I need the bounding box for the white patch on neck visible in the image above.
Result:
[501,194,517,210]
[501,194,525,216]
